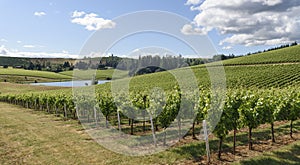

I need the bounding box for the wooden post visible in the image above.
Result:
[64,103,67,118]
[117,110,121,132]
[203,120,210,164]
[94,106,98,128]
[150,114,157,147]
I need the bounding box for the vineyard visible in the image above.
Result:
[89,63,300,93]
[0,45,300,164]
[0,86,299,160]
[221,45,300,65]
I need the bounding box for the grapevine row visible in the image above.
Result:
[0,87,299,159]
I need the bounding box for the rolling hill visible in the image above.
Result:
[221,45,300,65]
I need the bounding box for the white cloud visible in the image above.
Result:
[185,0,202,5]
[71,11,116,31]
[34,11,46,17]
[253,0,283,6]
[62,50,69,54]
[23,44,45,48]
[17,41,22,44]
[132,48,140,53]
[181,24,210,35]
[184,0,300,46]
[222,46,232,50]
[23,45,35,48]
[0,39,8,42]
[0,45,8,55]
[190,6,201,11]
[72,10,85,18]
[0,45,79,58]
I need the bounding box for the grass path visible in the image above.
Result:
[234,140,300,165]
[1,102,299,165]
[0,102,188,165]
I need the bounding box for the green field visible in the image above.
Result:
[0,67,129,83]
[0,102,299,165]
[59,69,129,80]
[235,141,300,165]
[90,63,300,94]
[0,82,67,94]
[0,67,72,83]
[222,45,300,65]
[0,45,300,164]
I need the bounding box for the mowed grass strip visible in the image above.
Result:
[0,82,68,94]
[234,141,300,165]
[0,102,190,165]
[59,69,129,80]
[0,103,300,164]
[0,67,72,80]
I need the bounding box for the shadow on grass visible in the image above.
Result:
[171,138,231,162]
[239,144,300,165]
[171,121,300,162]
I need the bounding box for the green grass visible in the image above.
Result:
[222,45,300,65]
[1,102,299,164]
[0,82,68,94]
[92,63,300,93]
[59,69,128,80]
[0,102,191,165]
[234,141,300,165]
[11,63,297,97]
[0,67,72,81]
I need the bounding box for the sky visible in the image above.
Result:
[0,0,299,58]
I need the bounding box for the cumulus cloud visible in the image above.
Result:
[0,39,8,42]
[71,11,116,31]
[0,45,79,58]
[23,45,35,48]
[23,44,44,48]
[222,46,232,50]
[72,10,85,18]
[185,0,202,5]
[0,45,8,55]
[181,24,210,35]
[34,11,46,17]
[183,0,300,46]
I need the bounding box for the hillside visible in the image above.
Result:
[1,44,299,88]
[0,67,72,83]
[221,45,300,65]
[92,46,300,92]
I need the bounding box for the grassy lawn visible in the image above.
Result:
[1,102,299,164]
[0,102,193,165]
[234,141,300,165]
[0,67,72,82]
[59,69,129,80]
[0,82,68,94]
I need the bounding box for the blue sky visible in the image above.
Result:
[0,0,299,58]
